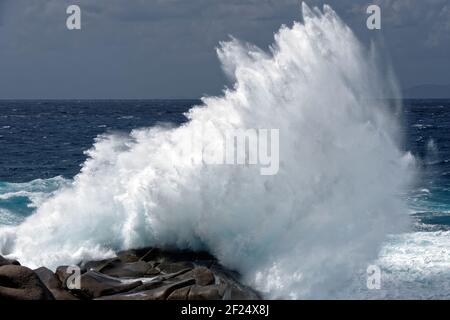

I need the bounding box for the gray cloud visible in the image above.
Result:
[0,0,448,99]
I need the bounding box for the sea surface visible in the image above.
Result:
[0,99,449,298]
[0,100,193,224]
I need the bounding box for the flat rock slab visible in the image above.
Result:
[99,260,153,278]
[178,267,215,286]
[74,270,143,299]
[140,248,216,264]
[157,261,194,274]
[96,278,196,300]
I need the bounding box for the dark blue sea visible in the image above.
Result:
[0,100,195,224]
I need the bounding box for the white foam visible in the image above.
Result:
[0,176,69,210]
[364,231,450,299]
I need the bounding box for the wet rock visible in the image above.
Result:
[211,264,261,300]
[128,268,191,293]
[146,267,161,276]
[55,266,77,288]
[0,255,20,267]
[128,279,165,293]
[1,247,261,300]
[82,258,120,272]
[167,286,191,300]
[100,260,152,278]
[188,285,223,300]
[140,248,215,264]
[179,267,215,286]
[34,267,78,300]
[97,278,195,300]
[159,268,193,281]
[75,270,142,299]
[0,265,54,300]
[157,261,194,274]
[117,248,152,263]
[223,283,260,300]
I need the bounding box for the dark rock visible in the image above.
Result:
[0,265,54,300]
[0,255,20,267]
[223,283,260,300]
[128,279,165,293]
[55,266,76,288]
[128,268,191,293]
[34,267,78,300]
[1,247,260,300]
[117,248,152,263]
[188,285,223,300]
[179,267,215,286]
[159,268,192,281]
[140,248,215,264]
[167,286,191,300]
[211,264,261,300]
[146,267,161,276]
[96,278,195,300]
[100,260,152,278]
[194,259,216,268]
[82,258,120,272]
[157,261,194,274]
[210,263,242,283]
[75,270,142,299]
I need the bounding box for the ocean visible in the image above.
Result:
[0,99,449,298]
[0,6,448,299]
[0,100,194,225]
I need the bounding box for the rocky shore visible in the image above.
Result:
[0,248,261,300]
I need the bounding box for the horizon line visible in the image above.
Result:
[0,97,450,101]
[0,98,203,101]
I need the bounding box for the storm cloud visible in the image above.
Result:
[0,0,448,99]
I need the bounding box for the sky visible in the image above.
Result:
[0,0,449,99]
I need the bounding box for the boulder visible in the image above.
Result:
[34,267,78,300]
[0,265,54,300]
[0,255,20,267]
